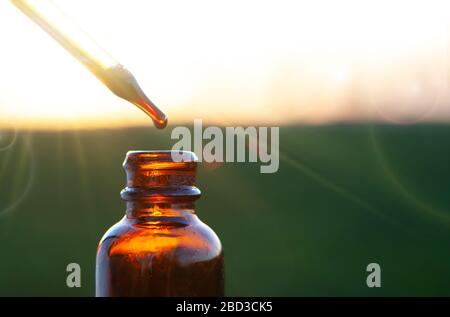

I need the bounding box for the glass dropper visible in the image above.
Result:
[11,0,168,129]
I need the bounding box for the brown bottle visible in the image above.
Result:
[96,151,224,297]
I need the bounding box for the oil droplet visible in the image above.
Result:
[154,117,168,129]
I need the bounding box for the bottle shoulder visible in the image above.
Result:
[97,215,222,262]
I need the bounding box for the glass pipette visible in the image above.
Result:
[11,0,168,129]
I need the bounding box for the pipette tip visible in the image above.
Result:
[154,116,168,129]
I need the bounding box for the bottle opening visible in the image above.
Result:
[121,151,201,202]
[125,150,198,165]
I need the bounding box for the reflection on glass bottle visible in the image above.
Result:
[96,151,224,296]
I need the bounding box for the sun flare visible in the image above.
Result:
[0,0,449,129]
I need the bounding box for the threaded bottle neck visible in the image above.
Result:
[120,151,201,203]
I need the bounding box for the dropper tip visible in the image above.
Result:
[154,116,168,129]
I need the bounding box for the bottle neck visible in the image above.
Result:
[125,201,197,225]
[121,151,201,226]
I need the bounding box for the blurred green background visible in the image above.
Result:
[0,123,449,296]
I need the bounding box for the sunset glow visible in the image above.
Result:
[0,0,449,129]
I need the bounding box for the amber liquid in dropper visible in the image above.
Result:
[12,0,168,129]
[94,64,168,129]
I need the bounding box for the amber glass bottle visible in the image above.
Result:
[96,151,224,297]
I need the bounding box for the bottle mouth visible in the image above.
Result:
[127,150,198,162]
[124,150,198,167]
[121,150,200,201]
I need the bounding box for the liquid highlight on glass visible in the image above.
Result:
[96,151,224,296]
